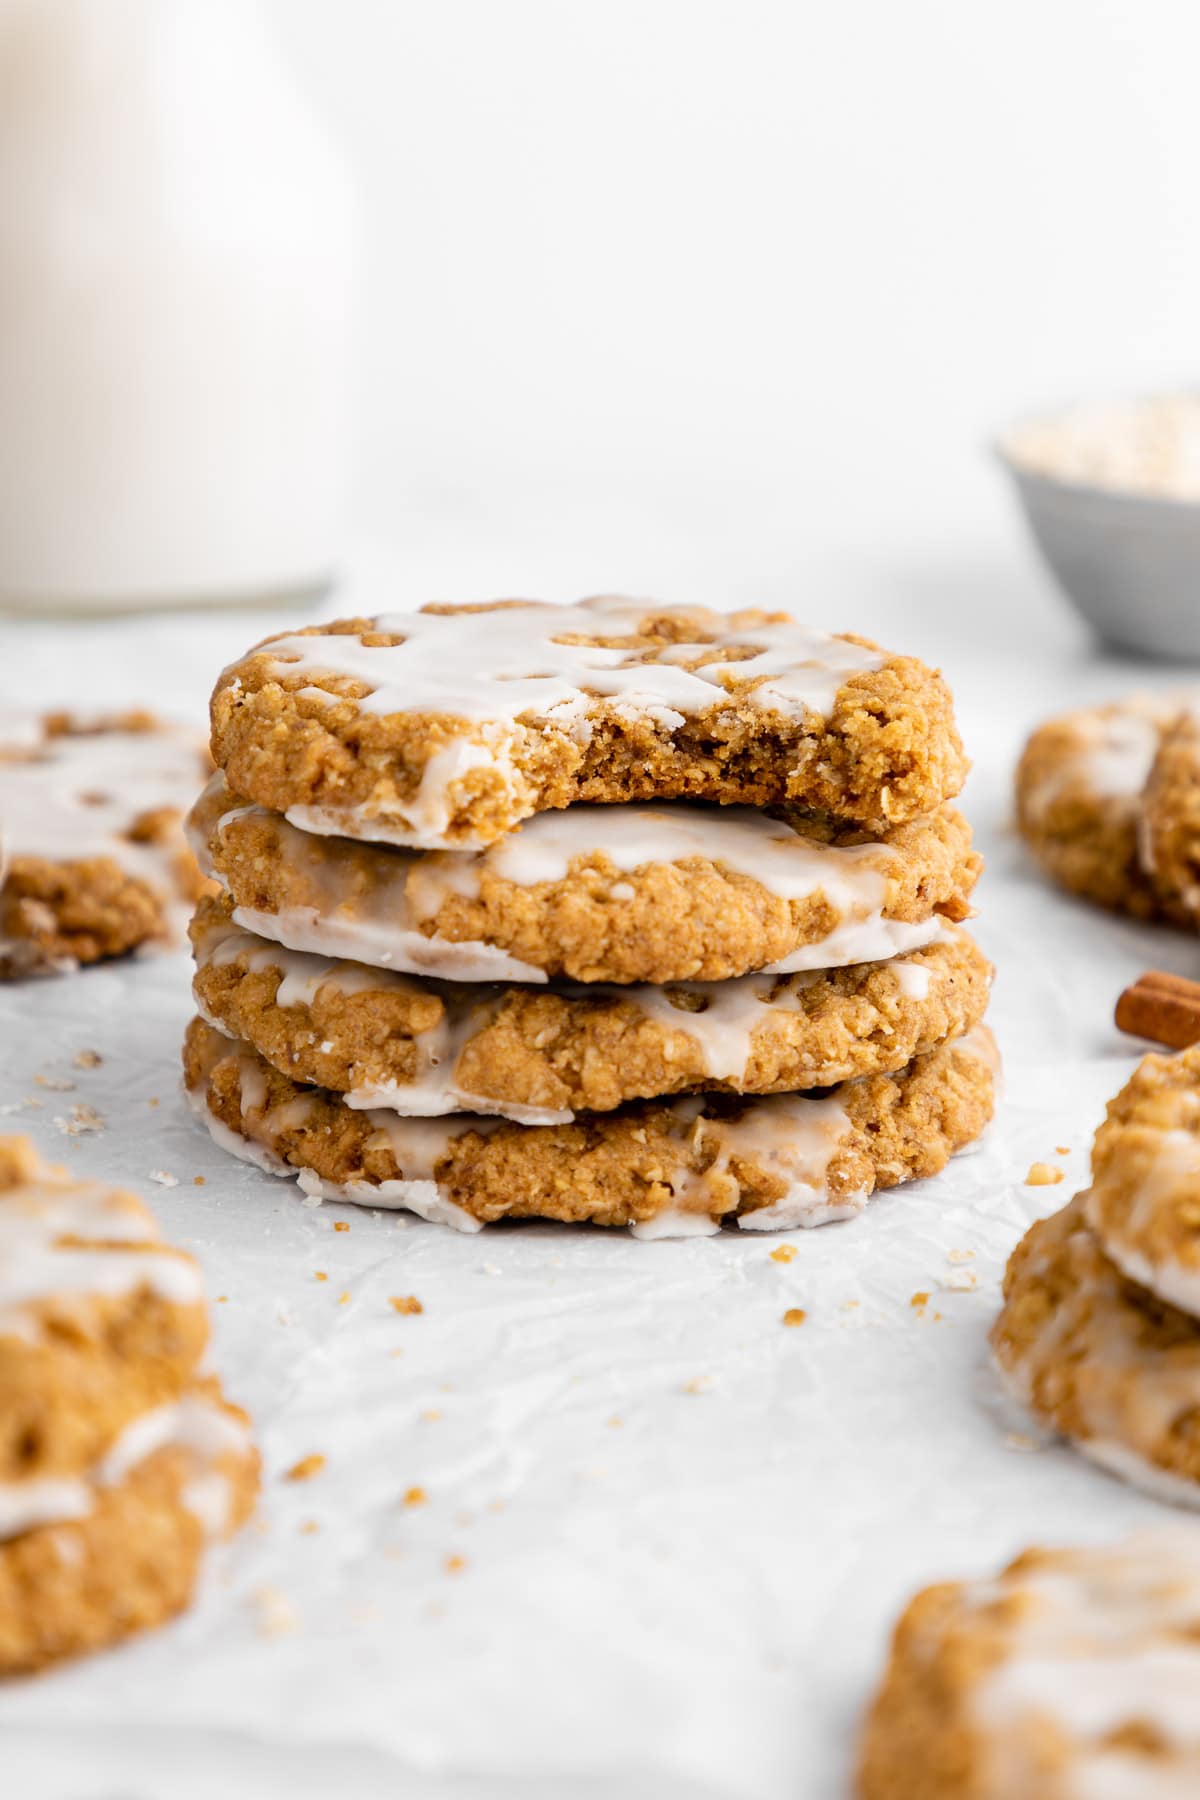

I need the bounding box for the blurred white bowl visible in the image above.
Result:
[996,394,1200,661]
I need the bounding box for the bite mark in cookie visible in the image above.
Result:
[210,598,968,847]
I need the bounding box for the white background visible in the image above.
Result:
[268,0,1199,604]
[5,4,1200,1797]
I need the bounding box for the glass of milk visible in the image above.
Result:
[0,0,357,613]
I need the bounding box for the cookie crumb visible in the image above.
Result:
[682,1374,715,1395]
[942,1268,979,1292]
[285,1453,326,1483]
[299,1520,320,1535]
[910,1291,930,1310]
[53,1102,105,1136]
[337,1290,350,1305]
[333,1220,349,1232]
[72,1049,102,1069]
[781,1307,807,1327]
[1026,1162,1064,1186]
[390,1295,423,1315]
[770,1244,798,1264]
[1055,1145,1071,1156]
[254,1586,299,1637]
[314,1271,327,1282]
[148,1169,178,1188]
[445,1554,466,1575]
[946,1248,975,1264]
[421,1408,442,1422]
[403,1486,427,1507]
[193,1175,206,1186]
[35,1073,75,1092]
[607,1415,623,1428]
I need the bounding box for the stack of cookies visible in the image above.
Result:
[993,1044,1200,1504]
[183,598,997,1236]
[0,1136,257,1671]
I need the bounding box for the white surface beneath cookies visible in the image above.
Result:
[2,565,1198,1800]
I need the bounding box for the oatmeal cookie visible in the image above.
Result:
[183,1016,998,1235]
[191,896,993,1122]
[0,712,212,976]
[209,598,968,848]
[1085,1043,1200,1319]
[0,1137,257,1672]
[189,775,981,986]
[991,1192,1200,1504]
[1140,705,1200,924]
[0,1379,256,1675]
[1014,695,1180,918]
[858,1531,1200,1799]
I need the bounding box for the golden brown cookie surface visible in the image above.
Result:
[1140,706,1200,924]
[992,1191,1200,1502]
[183,1016,997,1235]
[859,1533,1200,1800]
[189,774,981,986]
[1085,1044,1200,1319]
[0,1136,257,1673]
[1014,695,1179,918]
[191,895,993,1122]
[0,712,212,976]
[210,599,968,848]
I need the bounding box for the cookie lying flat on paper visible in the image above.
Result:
[191,895,993,1123]
[859,1531,1200,1799]
[189,774,981,986]
[183,1014,998,1236]
[0,712,211,976]
[209,598,968,849]
[1014,694,1180,919]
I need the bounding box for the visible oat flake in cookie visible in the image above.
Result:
[210,598,968,848]
[189,775,981,986]
[0,1136,257,1672]
[859,1531,1200,1799]
[0,712,212,976]
[190,896,994,1122]
[182,1016,998,1236]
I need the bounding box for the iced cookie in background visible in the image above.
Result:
[209,597,969,847]
[0,712,213,977]
[190,596,996,1235]
[1014,691,1200,924]
[858,1531,1200,1799]
[992,1045,1200,1506]
[0,1136,257,1673]
[183,1015,998,1235]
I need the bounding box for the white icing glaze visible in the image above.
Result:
[185,1030,894,1236]
[628,1208,722,1241]
[193,913,955,1120]
[260,598,883,727]
[237,600,885,847]
[1023,698,1173,824]
[193,774,950,982]
[0,1394,250,1542]
[1078,1438,1200,1510]
[0,722,205,925]
[0,1166,204,1332]
[1087,1128,1200,1320]
[966,1532,1200,1797]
